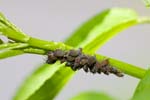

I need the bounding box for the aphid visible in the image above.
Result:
[90,66,97,74]
[54,49,66,58]
[99,59,109,67]
[68,48,82,57]
[60,58,66,63]
[80,58,88,65]
[90,61,99,74]
[98,59,110,75]
[72,65,78,70]
[83,65,89,72]
[110,67,124,77]
[66,56,75,62]
[78,55,88,65]
[46,48,124,77]
[116,72,124,77]
[65,61,74,67]
[74,56,81,67]
[102,66,110,75]
[87,56,96,66]
[46,51,57,64]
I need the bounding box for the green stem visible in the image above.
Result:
[27,37,72,50]
[0,41,146,79]
[0,43,28,50]
[28,48,145,79]
[0,15,30,42]
[0,50,24,59]
[0,42,145,79]
[0,13,147,79]
[0,48,45,59]
[22,48,46,54]
[96,54,146,79]
[138,17,150,24]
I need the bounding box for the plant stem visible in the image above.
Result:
[138,17,150,24]
[0,13,147,79]
[0,50,24,59]
[22,48,46,54]
[2,42,144,79]
[0,40,146,79]
[0,48,45,59]
[0,43,28,50]
[96,54,146,79]
[27,37,72,50]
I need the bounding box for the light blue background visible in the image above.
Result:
[0,0,150,100]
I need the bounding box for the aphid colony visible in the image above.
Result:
[46,48,123,77]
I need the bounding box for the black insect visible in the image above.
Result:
[46,48,124,77]
[46,51,57,63]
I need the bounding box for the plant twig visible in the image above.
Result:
[0,12,148,79]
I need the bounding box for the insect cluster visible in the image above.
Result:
[46,48,123,77]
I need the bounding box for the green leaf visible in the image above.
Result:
[132,69,150,100]
[70,91,115,100]
[27,66,73,100]
[14,62,66,100]
[65,8,139,53]
[0,13,30,42]
[143,0,150,7]
[14,8,149,100]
